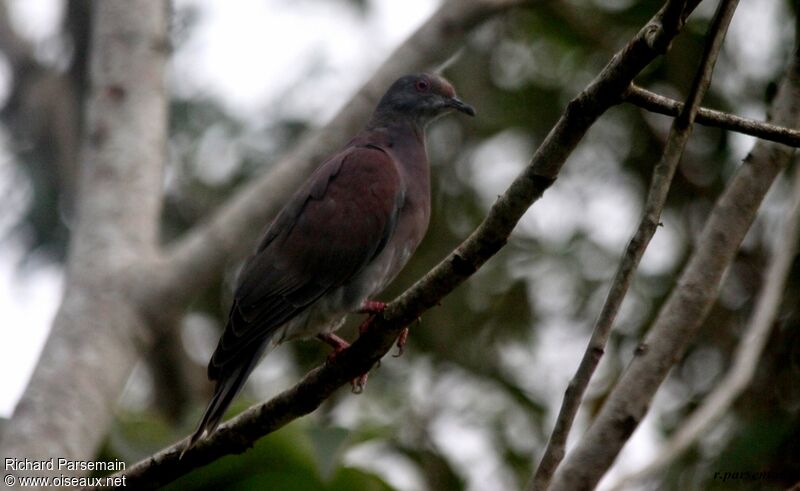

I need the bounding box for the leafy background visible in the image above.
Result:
[0,0,798,489]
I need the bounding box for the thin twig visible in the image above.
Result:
[86,0,701,489]
[550,14,800,491]
[528,1,739,490]
[610,160,800,490]
[625,84,800,148]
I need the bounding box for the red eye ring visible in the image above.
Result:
[415,79,430,92]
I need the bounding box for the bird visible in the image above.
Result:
[182,73,475,455]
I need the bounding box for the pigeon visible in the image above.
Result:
[183,73,475,453]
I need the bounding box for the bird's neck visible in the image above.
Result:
[361,116,429,199]
[361,116,431,235]
[362,119,427,169]
[366,110,427,136]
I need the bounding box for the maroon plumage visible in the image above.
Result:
[184,73,474,453]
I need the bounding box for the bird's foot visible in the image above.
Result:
[356,302,385,348]
[358,300,419,357]
[358,299,386,315]
[351,373,369,394]
[317,332,350,361]
[393,327,410,357]
[317,333,371,393]
[356,299,386,335]
[392,316,421,357]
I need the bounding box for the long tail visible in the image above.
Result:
[180,344,268,459]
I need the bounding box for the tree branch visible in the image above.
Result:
[625,84,800,148]
[0,0,169,481]
[528,1,739,489]
[94,1,701,488]
[611,154,800,490]
[549,18,800,491]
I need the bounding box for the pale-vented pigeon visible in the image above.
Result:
[184,73,475,452]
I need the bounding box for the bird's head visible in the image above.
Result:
[373,73,475,127]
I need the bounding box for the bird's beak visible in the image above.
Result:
[446,96,476,116]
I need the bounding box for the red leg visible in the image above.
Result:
[356,299,387,335]
[393,328,410,357]
[358,299,386,315]
[317,333,371,393]
[317,332,349,352]
[317,333,350,361]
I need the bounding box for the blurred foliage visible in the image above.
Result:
[2,0,800,489]
[94,406,393,490]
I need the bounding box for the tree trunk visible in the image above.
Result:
[0,1,168,485]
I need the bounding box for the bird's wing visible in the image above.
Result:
[208,144,404,378]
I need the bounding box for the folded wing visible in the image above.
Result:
[209,144,404,379]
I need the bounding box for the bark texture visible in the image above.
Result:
[0,0,168,484]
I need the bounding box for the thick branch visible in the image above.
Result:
[549,22,800,491]
[528,1,738,489]
[625,84,800,147]
[0,0,168,481]
[96,1,701,488]
[612,155,800,490]
[135,0,533,319]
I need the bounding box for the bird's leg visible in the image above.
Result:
[322,299,386,393]
[354,300,386,365]
[317,333,350,360]
[316,333,370,393]
[358,299,419,358]
[356,299,386,335]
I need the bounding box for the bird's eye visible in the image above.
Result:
[415,80,430,92]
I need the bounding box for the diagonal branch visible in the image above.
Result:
[92,1,702,488]
[549,14,800,491]
[625,84,800,148]
[527,1,739,489]
[610,155,800,490]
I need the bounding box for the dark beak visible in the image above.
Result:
[447,96,476,116]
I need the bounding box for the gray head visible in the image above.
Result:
[371,73,475,127]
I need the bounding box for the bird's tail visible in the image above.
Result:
[180,344,268,459]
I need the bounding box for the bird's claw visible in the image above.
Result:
[393,328,409,357]
[392,317,420,357]
[319,333,372,393]
[351,373,369,394]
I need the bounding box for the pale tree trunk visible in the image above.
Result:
[0,0,168,485]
